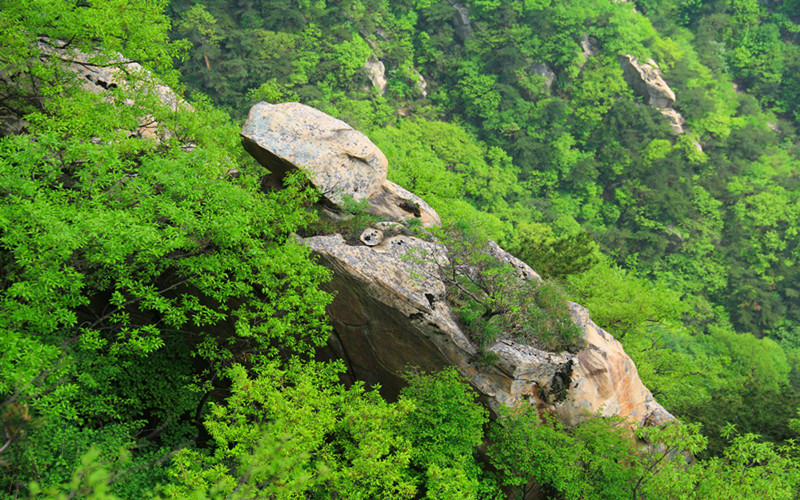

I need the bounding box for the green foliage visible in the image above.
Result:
[0,0,333,495]
[28,447,123,500]
[567,257,688,338]
[165,364,499,499]
[369,118,517,243]
[488,408,641,500]
[399,367,487,470]
[643,423,800,499]
[430,222,585,353]
[5,0,800,495]
[398,367,497,499]
[302,192,383,242]
[490,406,800,500]
[510,229,600,279]
[164,361,418,499]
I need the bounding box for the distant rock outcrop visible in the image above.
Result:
[243,102,673,429]
[579,35,599,71]
[529,62,557,90]
[413,68,428,98]
[447,0,473,42]
[363,56,388,95]
[620,54,685,134]
[0,40,190,142]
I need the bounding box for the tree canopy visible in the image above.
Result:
[4,0,800,497]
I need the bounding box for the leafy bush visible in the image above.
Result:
[301,193,384,242]
[434,222,585,353]
[398,367,500,499]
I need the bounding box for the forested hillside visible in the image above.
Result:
[3,0,800,498]
[167,0,800,448]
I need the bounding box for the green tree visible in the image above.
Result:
[398,367,497,499]
[0,0,333,494]
[488,407,641,500]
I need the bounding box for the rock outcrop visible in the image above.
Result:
[243,102,673,429]
[557,303,673,427]
[242,102,387,202]
[305,232,672,427]
[620,54,685,134]
[0,40,191,142]
[364,56,388,95]
[241,101,439,226]
[529,62,557,90]
[413,69,428,98]
[579,35,599,71]
[447,0,473,43]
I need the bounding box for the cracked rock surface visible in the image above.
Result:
[305,232,673,426]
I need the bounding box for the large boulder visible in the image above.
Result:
[242,102,440,225]
[620,54,685,134]
[242,102,388,203]
[367,180,441,226]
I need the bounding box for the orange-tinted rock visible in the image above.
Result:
[305,232,673,427]
[552,303,674,427]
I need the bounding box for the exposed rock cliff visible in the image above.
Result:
[619,54,685,135]
[447,0,473,42]
[242,102,673,428]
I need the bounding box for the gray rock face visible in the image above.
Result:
[448,0,473,42]
[620,55,676,108]
[413,69,428,98]
[367,180,441,226]
[305,233,565,410]
[1,40,190,141]
[529,62,556,90]
[305,232,673,427]
[580,35,599,71]
[241,102,388,204]
[620,54,685,134]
